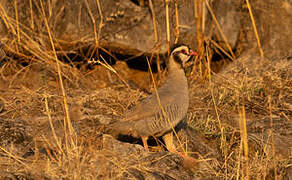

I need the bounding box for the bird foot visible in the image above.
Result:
[171,150,198,170]
[163,133,198,169]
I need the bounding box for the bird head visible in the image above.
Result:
[170,44,197,68]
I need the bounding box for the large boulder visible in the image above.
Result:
[0,0,240,56]
[241,0,292,59]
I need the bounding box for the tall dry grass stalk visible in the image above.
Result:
[29,0,34,30]
[84,0,98,60]
[148,0,161,75]
[240,105,249,180]
[205,0,235,60]
[268,95,277,180]
[192,0,239,79]
[206,45,229,177]
[0,3,16,35]
[195,0,204,55]
[237,90,250,180]
[165,0,170,54]
[96,0,103,49]
[245,0,264,59]
[236,138,243,180]
[194,0,204,78]
[39,1,77,150]
[14,0,20,54]
[174,0,180,44]
[0,146,27,167]
[44,92,63,154]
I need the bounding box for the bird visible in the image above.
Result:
[106,44,197,155]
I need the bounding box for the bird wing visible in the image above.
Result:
[120,90,175,122]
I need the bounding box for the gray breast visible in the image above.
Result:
[149,103,180,134]
[133,93,189,137]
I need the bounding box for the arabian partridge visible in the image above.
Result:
[108,44,197,153]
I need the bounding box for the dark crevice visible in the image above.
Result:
[211,49,230,62]
[1,44,236,74]
[207,41,238,73]
[129,0,148,7]
[61,46,166,73]
[118,54,165,73]
[129,0,140,6]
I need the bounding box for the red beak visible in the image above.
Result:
[189,50,198,56]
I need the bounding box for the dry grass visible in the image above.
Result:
[0,0,291,179]
[188,54,292,178]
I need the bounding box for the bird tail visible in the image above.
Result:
[104,121,134,137]
[85,114,134,137]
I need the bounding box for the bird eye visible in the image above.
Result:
[181,49,187,54]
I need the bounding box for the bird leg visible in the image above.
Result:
[163,132,198,168]
[141,136,149,151]
[163,132,178,153]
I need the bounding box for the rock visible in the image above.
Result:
[208,1,241,49]
[0,0,241,56]
[247,116,292,159]
[102,134,146,156]
[174,126,218,160]
[242,0,292,59]
[100,134,197,179]
[1,0,291,61]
